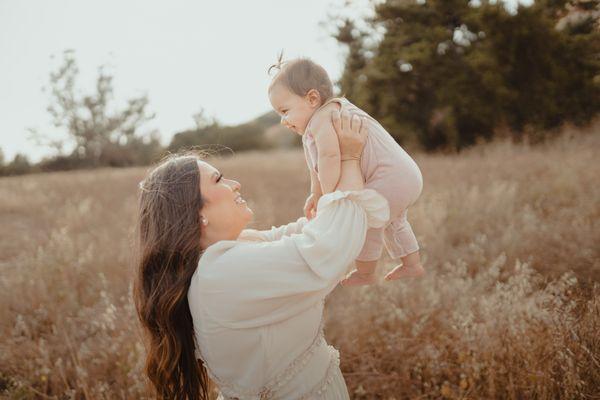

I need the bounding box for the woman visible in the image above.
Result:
[134,111,389,399]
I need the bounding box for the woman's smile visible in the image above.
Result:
[234,194,246,204]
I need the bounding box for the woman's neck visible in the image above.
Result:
[200,227,243,250]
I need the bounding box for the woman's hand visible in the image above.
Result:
[331,110,367,160]
[331,110,367,192]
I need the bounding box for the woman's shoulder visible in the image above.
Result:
[192,241,242,281]
[193,239,283,284]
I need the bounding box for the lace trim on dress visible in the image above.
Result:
[217,344,341,400]
[204,321,339,400]
[261,325,326,397]
[297,345,341,400]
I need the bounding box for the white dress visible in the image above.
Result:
[187,190,390,399]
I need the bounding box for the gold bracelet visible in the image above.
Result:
[341,156,361,161]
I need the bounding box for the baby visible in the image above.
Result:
[268,57,424,286]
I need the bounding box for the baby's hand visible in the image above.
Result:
[303,193,320,220]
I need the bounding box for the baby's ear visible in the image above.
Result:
[306,89,322,107]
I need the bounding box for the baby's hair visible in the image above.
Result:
[268,50,286,76]
[268,52,333,104]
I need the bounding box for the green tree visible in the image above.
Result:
[335,18,368,101]
[30,51,162,167]
[333,0,600,150]
[478,1,599,136]
[3,153,32,176]
[168,111,279,154]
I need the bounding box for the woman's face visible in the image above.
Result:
[197,161,253,243]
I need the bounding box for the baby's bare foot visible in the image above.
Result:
[341,269,377,286]
[384,263,425,281]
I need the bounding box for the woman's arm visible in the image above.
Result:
[313,119,341,194]
[238,111,366,243]
[312,107,366,194]
[239,217,309,242]
[194,190,389,328]
[333,110,365,192]
[192,111,387,328]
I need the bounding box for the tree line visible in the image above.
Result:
[1,0,598,176]
[333,0,599,150]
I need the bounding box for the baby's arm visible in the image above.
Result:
[312,108,341,194]
[310,168,322,196]
[303,144,322,197]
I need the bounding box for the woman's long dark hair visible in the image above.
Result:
[134,154,209,399]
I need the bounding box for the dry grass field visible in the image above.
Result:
[1,126,599,399]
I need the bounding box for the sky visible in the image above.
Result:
[0,0,529,162]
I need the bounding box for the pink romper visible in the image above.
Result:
[303,97,423,261]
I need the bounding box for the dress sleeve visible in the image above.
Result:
[238,217,309,242]
[195,189,389,328]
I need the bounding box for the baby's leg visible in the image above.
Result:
[341,227,383,287]
[385,250,425,281]
[341,259,378,286]
[383,211,425,281]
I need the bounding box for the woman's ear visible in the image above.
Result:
[306,89,322,108]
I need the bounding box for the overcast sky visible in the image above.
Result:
[0,0,529,162]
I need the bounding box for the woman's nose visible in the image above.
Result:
[280,115,289,127]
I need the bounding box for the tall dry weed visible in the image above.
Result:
[0,129,598,398]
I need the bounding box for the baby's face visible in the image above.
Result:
[268,83,317,135]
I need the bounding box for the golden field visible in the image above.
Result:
[1,128,599,399]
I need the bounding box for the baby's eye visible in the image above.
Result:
[216,173,223,182]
